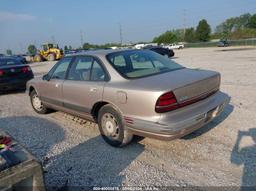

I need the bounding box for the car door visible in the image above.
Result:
[39,57,73,107]
[62,56,107,117]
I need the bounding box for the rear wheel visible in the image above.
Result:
[47,53,56,61]
[98,105,133,147]
[30,90,49,114]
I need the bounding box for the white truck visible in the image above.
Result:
[134,43,158,49]
[163,43,184,50]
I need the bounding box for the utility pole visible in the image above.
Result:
[33,40,37,49]
[119,23,123,46]
[51,35,55,44]
[183,9,187,41]
[19,42,23,54]
[80,30,84,48]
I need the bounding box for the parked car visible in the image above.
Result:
[0,57,34,92]
[218,40,229,47]
[64,49,79,55]
[12,55,27,64]
[27,49,230,147]
[144,46,175,58]
[163,43,185,50]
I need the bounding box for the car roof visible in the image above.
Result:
[0,56,18,60]
[65,49,138,57]
[144,46,163,49]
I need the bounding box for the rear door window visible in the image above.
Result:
[67,56,93,81]
[67,56,107,81]
[91,60,106,81]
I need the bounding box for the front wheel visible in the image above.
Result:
[98,105,133,147]
[47,53,56,61]
[30,90,49,114]
[34,55,42,62]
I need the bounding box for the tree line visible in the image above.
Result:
[24,43,120,56]
[153,13,256,44]
[153,19,211,43]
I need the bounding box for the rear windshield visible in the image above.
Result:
[106,50,184,79]
[0,58,21,66]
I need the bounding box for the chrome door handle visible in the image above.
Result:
[90,88,98,92]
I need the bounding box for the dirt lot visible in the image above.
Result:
[0,47,256,189]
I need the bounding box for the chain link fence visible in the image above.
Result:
[185,38,256,48]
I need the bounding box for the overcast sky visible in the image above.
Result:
[0,0,255,53]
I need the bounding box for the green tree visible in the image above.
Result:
[82,42,121,50]
[184,28,196,42]
[248,14,256,28]
[83,43,97,49]
[68,45,72,50]
[27,44,37,56]
[100,43,120,49]
[230,28,256,39]
[196,19,211,42]
[83,43,90,49]
[153,30,178,44]
[215,13,252,38]
[64,46,68,51]
[216,18,235,38]
[237,13,251,29]
[6,49,12,55]
[172,29,184,42]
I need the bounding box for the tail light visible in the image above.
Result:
[0,69,4,76]
[155,91,178,113]
[21,66,31,73]
[155,90,219,113]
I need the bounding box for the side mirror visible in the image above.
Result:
[42,74,50,81]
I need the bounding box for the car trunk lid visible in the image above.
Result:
[173,72,220,103]
[129,68,220,104]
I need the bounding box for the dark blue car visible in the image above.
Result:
[0,57,34,92]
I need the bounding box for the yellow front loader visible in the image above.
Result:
[34,43,63,62]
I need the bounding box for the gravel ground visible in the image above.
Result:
[0,46,256,190]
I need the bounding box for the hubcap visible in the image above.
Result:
[101,113,120,140]
[32,94,43,111]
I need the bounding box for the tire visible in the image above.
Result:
[169,50,175,58]
[47,53,56,61]
[34,55,42,62]
[30,90,49,114]
[98,104,133,147]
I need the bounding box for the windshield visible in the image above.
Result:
[0,58,21,66]
[42,45,48,51]
[106,50,184,79]
[48,44,54,48]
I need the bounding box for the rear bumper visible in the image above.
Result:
[0,76,33,91]
[126,91,230,140]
